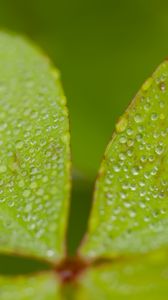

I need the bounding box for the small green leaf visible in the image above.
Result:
[0,32,70,260]
[0,273,59,300]
[81,60,168,258]
[77,251,168,300]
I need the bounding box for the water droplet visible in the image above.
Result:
[119,152,126,161]
[151,113,158,121]
[134,114,142,123]
[119,135,127,144]
[116,116,128,133]
[47,249,55,257]
[155,144,164,155]
[23,190,31,198]
[159,81,166,92]
[132,166,139,176]
[113,164,121,172]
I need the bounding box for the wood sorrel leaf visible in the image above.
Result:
[81,60,168,258]
[77,251,168,300]
[0,32,70,261]
[0,273,59,300]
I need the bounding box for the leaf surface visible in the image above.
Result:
[0,32,70,260]
[77,251,168,300]
[81,61,168,258]
[0,273,59,300]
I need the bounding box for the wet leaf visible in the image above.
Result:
[0,32,70,261]
[77,251,168,300]
[81,60,168,258]
[0,273,59,300]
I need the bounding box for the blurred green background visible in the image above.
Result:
[0,0,168,255]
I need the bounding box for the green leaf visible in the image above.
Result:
[77,251,168,300]
[0,32,70,260]
[81,60,168,258]
[0,273,59,300]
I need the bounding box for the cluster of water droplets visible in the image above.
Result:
[0,35,70,259]
[83,62,168,257]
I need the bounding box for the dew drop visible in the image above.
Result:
[151,113,158,121]
[23,190,31,198]
[155,144,164,155]
[134,114,142,123]
[116,116,128,133]
[131,166,139,176]
[47,249,55,257]
[159,81,166,92]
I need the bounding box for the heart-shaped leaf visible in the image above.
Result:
[0,273,59,300]
[81,60,168,258]
[77,251,168,300]
[0,32,70,261]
